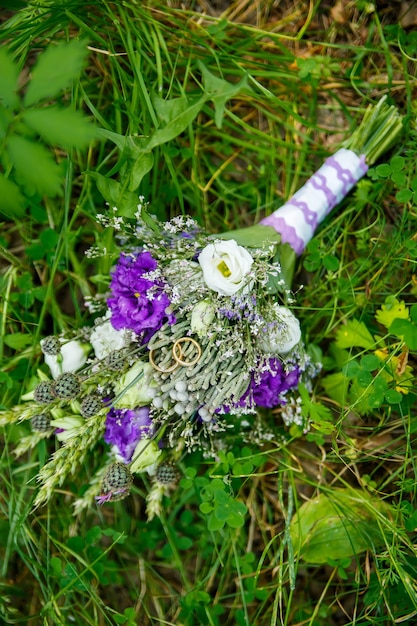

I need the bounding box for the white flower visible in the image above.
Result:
[90,312,132,359]
[258,305,302,355]
[190,300,216,336]
[129,439,162,473]
[44,340,89,379]
[50,416,84,442]
[113,361,156,408]
[198,239,254,296]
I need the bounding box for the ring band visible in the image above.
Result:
[149,337,202,372]
[172,337,202,367]
[149,349,179,373]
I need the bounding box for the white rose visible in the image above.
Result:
[90,313,133,360]
[198,240,254,296]
[258,305,302,355]
[129,439,162,473]
[113,361,156,408]
[190,300,216,336]
[44,340,89,379]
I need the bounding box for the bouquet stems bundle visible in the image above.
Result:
[0,97,403,515]
[221,96,403,284]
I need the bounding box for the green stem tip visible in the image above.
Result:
[343,95,404,165]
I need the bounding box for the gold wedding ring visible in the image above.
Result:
[172,337,202,367]
[149,337,202,373]
[149,349,179,373]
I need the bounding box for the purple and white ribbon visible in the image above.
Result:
[260,148,368,255]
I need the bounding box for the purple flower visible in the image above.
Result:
[237,358,300,410]
[107,251,175,339]
[251,359,300,408]
[104,406,152,463]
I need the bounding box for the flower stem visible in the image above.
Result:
[343,95,403,165]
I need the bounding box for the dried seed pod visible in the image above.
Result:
[103,462,133,491]
[31,413,52,432]
[40,336,62,356]
[106,349,128,371]
[155,463,179,486]
[80,394,103,418]
[96,462,133,504]
[52,373,81,399]
[33,381,56,404]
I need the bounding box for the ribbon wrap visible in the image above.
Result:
[260,149,368,255]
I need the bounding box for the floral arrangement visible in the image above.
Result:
[0,97,403,517]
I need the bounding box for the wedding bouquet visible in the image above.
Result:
[0,97,403,515]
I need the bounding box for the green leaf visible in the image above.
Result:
[375,296,409,329]
[199,62,251,128]
[322,254,339,271]
[7,135,62,197]
[232,460,254,476]
[335,319,375,350]
[360,354,380,372]
[396,188,413,203]
[390,155,405,171]
[213,491,236,521]
[0,48,19,109]
[290,489,395,564]
[147,95,205,150]
[49,556,62,576]
[0,173,26,217]
[40,228,59,249]
[66,536,84,552]
[24,40,88,107]
[349,379,374,414]
[25,243,46,260]
[153,95,189,124]
[89,172,138,217]
[3,333,33,350]
[391,171,406,187]
[356,369,372,387]
[389,318,417,350]
[128,151,154,191]
[102,528,126,543]
[299,384,333,432]
[217,224,282,248]
[375,163,391,178]
[368,392,385,409]
[226,509,247,528]
[207,515,225,531]
[385,389,403,404]
[96,128,130,152]
[321,372,349,406]
[199,502,213,515]
[85,526,103,545]
[23,106,97,150]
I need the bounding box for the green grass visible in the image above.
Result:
[1,1,417,625]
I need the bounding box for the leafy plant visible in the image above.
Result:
[0,40,97,217]
[322,297,416,414]
[290,488,398,564]
[92,63,251,215]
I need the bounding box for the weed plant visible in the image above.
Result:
[1,1,416,625]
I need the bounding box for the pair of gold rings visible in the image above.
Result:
[149,337,202,373]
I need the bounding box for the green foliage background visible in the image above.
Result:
[1,1,417,625]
